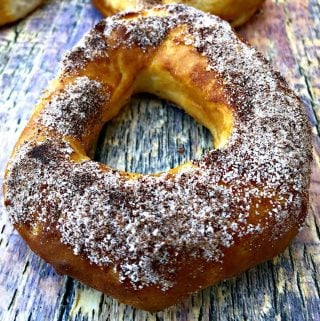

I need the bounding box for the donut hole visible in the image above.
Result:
[94,94,213,174]
[88,27,234,174]
[92,40,234,174]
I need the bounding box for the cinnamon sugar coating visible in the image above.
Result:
[3,4,312,310]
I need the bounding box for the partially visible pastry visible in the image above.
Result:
[92,0,265,27]
[0,0,42,26]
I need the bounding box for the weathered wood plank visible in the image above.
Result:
[0,0,319,320]
[0,1,102,321]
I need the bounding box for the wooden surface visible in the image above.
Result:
[0,0,319,320]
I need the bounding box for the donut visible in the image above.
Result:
[0,0,43,26]
[3,4,312,311]
[92,0,265,27]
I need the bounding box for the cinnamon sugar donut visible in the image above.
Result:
[0,0,42,26]
[3,4,312,311]
[92,0,265,27]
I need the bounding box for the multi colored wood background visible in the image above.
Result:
[0,0,319,320]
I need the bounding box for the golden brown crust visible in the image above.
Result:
[3,4,312,311]
[92,0,265,27]
[17,220,300,311]
[0,0,43,26]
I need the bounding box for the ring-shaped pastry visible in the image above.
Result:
[3,4,312,311]
[0,0,42,26]
[92,0,265,27]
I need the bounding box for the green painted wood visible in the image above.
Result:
[0,0,319,320]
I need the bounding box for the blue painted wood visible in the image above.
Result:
[0,0,319,320]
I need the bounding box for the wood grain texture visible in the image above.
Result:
[0,0,319,320]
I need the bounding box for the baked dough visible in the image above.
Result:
[0,0,42,26]
[92,0,265,27]
[3,4,312,311]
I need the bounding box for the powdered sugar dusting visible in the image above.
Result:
[4,4,312,291]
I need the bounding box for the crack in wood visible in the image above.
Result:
[57,278,75,321]
[98,294,105,317]
[296,273,307,311]
[7,289,17,311]
[22,261,29,275]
